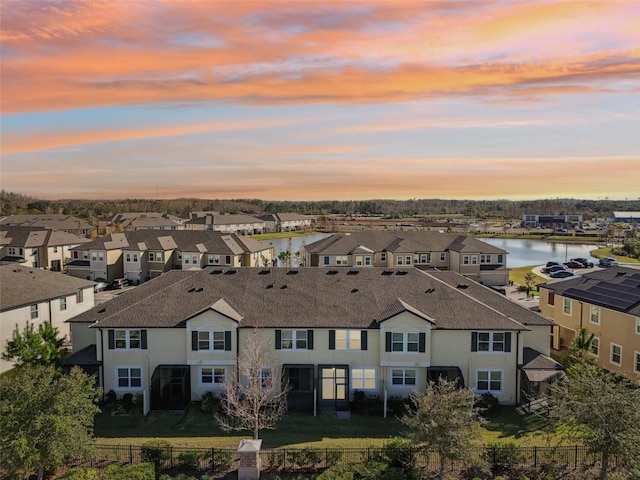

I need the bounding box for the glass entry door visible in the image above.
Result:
[318,365,349,411]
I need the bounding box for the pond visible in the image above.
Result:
[268,233,600,269]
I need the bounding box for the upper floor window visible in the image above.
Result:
[385,331,426,353]
[148,252,163,262]
[471,331,511,352]
[471,255,478,265]
[497,254,504,263]
[191,330,231,351]
[405,255,412,265]
[125,253,131,262]
[225,255,232,265]
[563,298,572,315]
[418,254,429,264]
[91,252,105,262]
[352,368,376,390]
[30,304,39,319]
[336,256,348,266]
[590,337,599,357]
[208,255,220,265]
[364,256,372,266]
[109,329,146,350]
[60,297,67,311]
[396,256,404,265]
[8,247,17,256]
[480,254,491,263]
[330,329,367,351]
[323,256,330,265]
[380,252,386,262]
[590,306,600,325]
[76,290,84,304]
[191,255,198,264]
[355,256,372,266]
[177,252,182,261]
[463,255,470,265]
[53,246,58,253]
[610,343,622,366]
[440,252,446,262]
[635,352,640,374]
[548,292,555,306]
[391,369,416,386]
[276,329,312,350]
[636,317,640,335]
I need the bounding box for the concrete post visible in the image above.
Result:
[237,439,262,480]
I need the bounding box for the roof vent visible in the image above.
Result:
[224,269,237,275]
[266,284,274,289]
[280,285,288,289]
[210,269,223,275]
[286,270,299,275]
[425,288,435,293]
[195,287,203,292]
[258,270,271,275]
[381,270,393,276]
[326,270,339,275]
[616,271,626,276]
[396,271,408,276]
[188,287,196,292]
[98,308,106,313]
[457,283,469,289]
[347,270,359,275]
[351,288,359,293]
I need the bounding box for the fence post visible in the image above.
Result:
[170,446,173,469]
[211,448,215,473]
[129,445,133,465]
[325,448,328,468]
[574,445,578,470]
[534,446,537,467]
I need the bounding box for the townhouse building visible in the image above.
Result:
[184,214,266,235]
[0,225,91,271]
[258,213,316,233]
[66,231,274,283]
[0,214,93,236]
[539,266,640,382]
[102,212,185,231]
[0,264,95,373]
[66,267,559,412]
[304,232,509,286]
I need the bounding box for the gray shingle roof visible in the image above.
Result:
[0,265,95,311]
[0,226,90,247]
[72,267,531,332]
[0,215,92,231]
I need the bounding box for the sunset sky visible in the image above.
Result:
[1,0,639,201]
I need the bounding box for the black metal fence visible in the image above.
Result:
[81,443,609,476]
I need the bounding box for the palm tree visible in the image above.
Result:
[569,328,595,362]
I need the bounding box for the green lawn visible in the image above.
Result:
[250,232,310,241]
[590,246,640,263]
[94,404,562,448]
[509,265,545,290]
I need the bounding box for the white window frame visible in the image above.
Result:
[60,297,67,311]
[208,254,220,265]
[440,252,446,262]
[563,298,572,315]
[475,331,506,352]
[191,255,198,264]
[476,369,503,393]
[634,351,640,374]
[197,330,226,351]
[590,337,599,357]
[334,330,361,351]
[610,343,622,366]
[480,254,491,264]
[463,255,470,265]
[116,366,142,389]
[76,290,84,304]
[114,329,142,350]
[133,253,138,262]
[30,304,39,319]
[391,368,416,387]
[336,255,348,266]
[8,247,17,256]
[396,256,403,266]
[352,368,376,390]
[280,330,308,350]
[200,366,226,386]
[125,253,131,262]
[391,332,419,353]
[380,252,386,262]
[53,246,58,253]
[589,306,600,325]
[471,255,478,265]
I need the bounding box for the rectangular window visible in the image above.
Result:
[208,255,220,265]
[419,254,429,264]
[440,252,446,262]
[8,247,16,255]
[611,344,622,366]
[380,252,386,262]
[591,337,599,357]
[405,256,412,265]
[30,304,39,319]
[352,368,376,390]
[126,253,131,262]
[355,256,363,266]
[191,255,198,264]
[201,367,225,385]
[53,246,58,253]
[548,292,555,306]
[212,331,225,350]
[98,252,104,261]
[635,352,640,374]
[590,306,600,325]
[463,255,470,265]
[76,290,84,304]
[474,331,509,352]
[364,256,372,266]
[471,255,478,265]
[391,369,416,386]
[391,332,420,352]
[133,253,138,262]
[636,317,640,335]
[185,256,190,265]
[260,368,272,389]
[480,254,491,263]
[60,297,67,311]
[225,255,232,265]
[396,256,403,265]
[117,367,142,388]
[334,330,361,350]
[563,298,572,315]
[336,256,348,265]
[197,331,226,351]
[114,330,142,350]
[476,370,502,393]
[323,256,330,265]
[391,332,404,352]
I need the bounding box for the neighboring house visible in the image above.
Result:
[304,232,509,286]
[0,225,91,271]
[66,267,558,411]
[258,213,316,232]
[67,231,274,283]
[184,214,266,234]
[612,211,640,224]
[0,264,95,373]
[0,214,93,236]
[521,214,583,229]
[539,266,640,382]
[102,212,185,231]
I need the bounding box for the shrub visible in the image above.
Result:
[177,450,202,471]
[105,389,117,404]
[325,448,344,467]
[482,441,525,478]
[58,467,97,480]
[140,439,172,471]
[207,448,233,472]
[288,447,322,470]
[101,463,155,480]
[200,391,223,414]
[316,461,389,480]
[372,436,416,472]
[475,393,501,418]
[265,449,286,470]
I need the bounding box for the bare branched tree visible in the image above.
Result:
[215,328,289,439]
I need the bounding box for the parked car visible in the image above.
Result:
[549,270,575,278]
[93,281,108,293]
[546,261,562,268]
[542,264,568,274]
[564,260,586,269]
[109,278,130,289]
[571,257,594,268]
[599,257,619,267]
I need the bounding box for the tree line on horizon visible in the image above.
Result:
[2,189,639,223]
